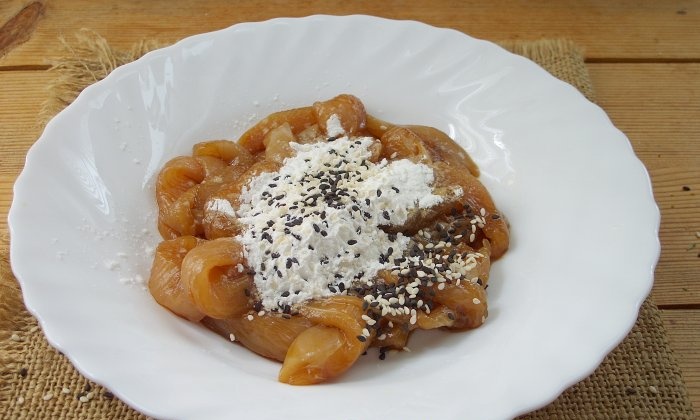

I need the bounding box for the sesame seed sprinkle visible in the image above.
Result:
[236,116,444,311]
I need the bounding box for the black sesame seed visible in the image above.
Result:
[356,335,367,342]
[392,186,400,193]
[18,367,28,378]
[348,239,358,245]
[376,189,382,197]
[382,210,390,220]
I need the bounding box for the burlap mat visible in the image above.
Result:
[1,31,695,419]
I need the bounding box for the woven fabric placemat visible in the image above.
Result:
[1,31,695,419]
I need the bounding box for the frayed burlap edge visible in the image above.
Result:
[38,29,163,125]
[500,39,595,103]
[1,31,694,419]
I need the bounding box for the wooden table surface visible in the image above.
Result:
[1,0,698,415]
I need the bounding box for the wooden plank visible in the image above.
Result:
[661,309,700,415]
[1,0,699,67]
[589,63,700,306]
[0,175,13,233]
[0,0,44,57]
[0,70,50,177]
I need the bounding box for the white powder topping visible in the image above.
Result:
[325,114,345,138]
[236,115,443,310]
[206,198,236,217]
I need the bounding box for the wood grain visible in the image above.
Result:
[589,63,700,306]
[0,0,699,67]
[0,1,45,59]
[0,71,50,179]
[0,13,698,412]
[661,309,700,415]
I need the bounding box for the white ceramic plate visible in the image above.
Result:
[9,15,659,420]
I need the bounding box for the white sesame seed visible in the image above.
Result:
[236,263,244,273]
[403,346,411,352]
[30,326,40,333]
[86,392,94,400]
[362,328,370,337]
[366,318,376,326]
[229,333,236,342]
[378,334,387,340]
[454,234,463,239]
[409,314,417,325]
[363,295,374,302]
[469,233,476,242]
[361,314,372,322]
[17,396,25,405]
[61,387,70,394]
[472,297,481,305]
[10,333,20,342]
[648,385,658,394]
[42,392,53,401]
[425,243,434,249]
[398,295,405,305]
[417,271,426,278]
[387,321,394,328]
[257,310,265,317]
[480,208,486,217]
[247,314,254,321]
[79,396,89,403]
[437,283,446,290]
